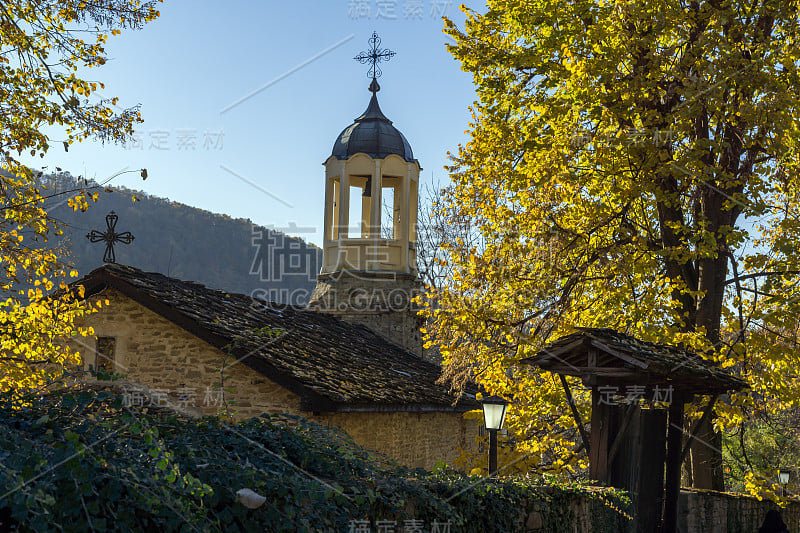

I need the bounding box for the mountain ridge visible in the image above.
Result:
[42,172,321,305]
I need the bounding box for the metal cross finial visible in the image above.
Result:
[354,31,395,92]
[86,211,134,264]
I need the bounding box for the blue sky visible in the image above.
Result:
[25,1,485,247]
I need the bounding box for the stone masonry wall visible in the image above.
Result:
[309,273,433,362]
[676,489,800,533]
[522,487,800,532]
[318,411,477,470]
[71,289,476,470]
[74,289,302,419]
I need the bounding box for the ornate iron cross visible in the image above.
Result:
[86,211,134,264]
[354,31,395,91]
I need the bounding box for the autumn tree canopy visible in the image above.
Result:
[428,0,800,495]
[0,0,159,396]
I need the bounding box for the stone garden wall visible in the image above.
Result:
[522,488,799,532]
[676,489,799,533]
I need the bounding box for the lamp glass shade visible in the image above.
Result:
[779,470,791,484]
[481,396,508,430]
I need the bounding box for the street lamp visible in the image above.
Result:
[780,468,791,497]
[481,395,509,476]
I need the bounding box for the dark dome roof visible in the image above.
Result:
[331,92,415,162]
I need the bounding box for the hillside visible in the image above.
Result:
[41,173,321,305]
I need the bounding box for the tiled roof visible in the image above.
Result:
[523,327,748,394]
[75,264,477,413]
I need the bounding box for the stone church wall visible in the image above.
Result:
[318,410,476,470]
[73,289,302,419]
[70,289,476,470]
[309,272,431,362]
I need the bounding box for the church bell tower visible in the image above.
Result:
[309,33,426,359]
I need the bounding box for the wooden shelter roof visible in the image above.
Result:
[522,327,748,395]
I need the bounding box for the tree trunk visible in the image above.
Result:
[690,252,729,490]
[688,416,723,489]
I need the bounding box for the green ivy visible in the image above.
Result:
[0,388,629,532]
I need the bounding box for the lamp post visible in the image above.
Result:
[779,468,791,497]
[481,395,509,476]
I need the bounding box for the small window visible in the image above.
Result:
[95,337,116,374]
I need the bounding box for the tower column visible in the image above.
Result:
[324,173,334,242]
[369,159,382,269]
[401,166,411,272]
[336,165,350,271]
[337,166,350,240]
[368,159,381,238]
[361,193,371,239]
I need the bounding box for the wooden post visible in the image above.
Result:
[608,404,639,493]
[560,374,590,454]
[661,392,685,533]
[590,387,611,483]
[607,404,637,467]
[637,409,666,533]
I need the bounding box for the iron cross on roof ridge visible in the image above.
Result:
[86,211,134,264]
[354,31,395,93]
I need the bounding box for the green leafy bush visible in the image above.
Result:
[0,387,628,532]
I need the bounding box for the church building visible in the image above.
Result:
[69,36,479,470]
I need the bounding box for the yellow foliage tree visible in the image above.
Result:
[427,0,800,494]
[0,1,159,398]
